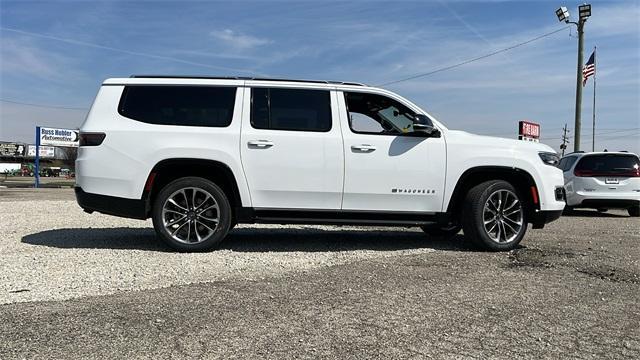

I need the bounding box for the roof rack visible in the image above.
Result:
[129,75,366,87]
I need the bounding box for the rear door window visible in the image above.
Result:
[574,154,640,176]
[250,88,332,132]
[118,86,236,127]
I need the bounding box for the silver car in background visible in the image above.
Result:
[558,151,640,217]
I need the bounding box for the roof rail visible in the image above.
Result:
[129,75,366,86]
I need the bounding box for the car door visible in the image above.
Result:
[338,90,446,212]
[240,85,344,209]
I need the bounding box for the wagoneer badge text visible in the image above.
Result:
[392,189,435,194]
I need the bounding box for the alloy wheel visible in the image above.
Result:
[162,187,219,244]
[482,189,523,243]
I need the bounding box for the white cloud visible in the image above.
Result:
[210,29,272,50]
[0,38,62,79]
[586,2,640,37]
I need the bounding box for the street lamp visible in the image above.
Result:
[555,6,569,22]
[578,4,591,19]
[556,3,591,152]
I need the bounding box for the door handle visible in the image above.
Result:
[351,144,376,152]
[248,140,274,148]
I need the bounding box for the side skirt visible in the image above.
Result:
[235,208,448,227]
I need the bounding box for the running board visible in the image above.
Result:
[238,208,444,227]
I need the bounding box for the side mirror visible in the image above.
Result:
[411,114,440,137]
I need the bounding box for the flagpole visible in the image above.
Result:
[592,46,596,152]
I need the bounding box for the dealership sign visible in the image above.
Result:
[518,121,540,142]
[27,145,55,158]
[40,127,79,147]
[0,143,26,157]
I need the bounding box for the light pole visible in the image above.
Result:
[555,4,591,152]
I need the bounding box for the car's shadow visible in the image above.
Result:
[21,227,477,253]
[562,209,630,218]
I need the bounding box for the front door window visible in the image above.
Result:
[344,92,432,135]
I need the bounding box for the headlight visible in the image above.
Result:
[538,152,559,166]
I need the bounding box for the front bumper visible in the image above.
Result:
[75,187,147,220]
[530,209,563,229]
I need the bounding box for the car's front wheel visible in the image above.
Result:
[629,205,640,217]
[462,180,527,251]
[152,177,232,252]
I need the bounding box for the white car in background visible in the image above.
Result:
[558,151,640,217]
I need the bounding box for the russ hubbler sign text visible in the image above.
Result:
[40,127,79,147]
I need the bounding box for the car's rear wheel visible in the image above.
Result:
[462,180,527,251]
[629,205,640,217]
[152,177,232,251]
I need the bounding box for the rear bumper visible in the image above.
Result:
[530,209,563,229]
[75,187,147,220]
[576,199,640,209]
[565,182,640,207]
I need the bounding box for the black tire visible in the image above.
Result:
[152,177,232,252]
[629,206,640,217]
[420,223,462,239]
[461,180,528,251]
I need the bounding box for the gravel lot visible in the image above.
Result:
[0,189,439,305]
[1,188,639,359]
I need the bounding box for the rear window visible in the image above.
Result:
[558,156,578,171]
[118,86,236,127]
[575,154,640,176]
[251,88,331,132]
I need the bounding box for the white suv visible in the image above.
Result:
[558,151,640,216]
[75,76,566,251]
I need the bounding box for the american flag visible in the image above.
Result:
[583,50,596,86]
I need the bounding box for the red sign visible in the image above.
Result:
[519,121,540,139]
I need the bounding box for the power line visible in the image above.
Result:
[481,127,638,138]
[0,98,88,111]
[589,128,640,136]
[596,131,640,141]
[376,26,571,87]
[542,130,640,142]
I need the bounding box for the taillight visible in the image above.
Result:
[573,169,591,177]
[574,169,640,177]
[79,132,106,146]
[622,169,640,177]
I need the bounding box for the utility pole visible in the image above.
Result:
[573,20,585,152]
[592,46,597,152]
[560,123,570,157]
[555,4,591,152]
